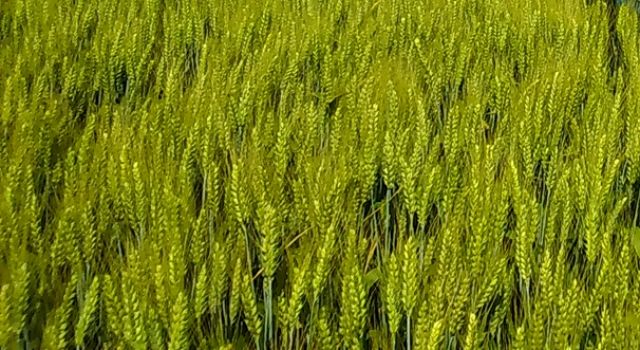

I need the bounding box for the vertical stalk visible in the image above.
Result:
[407,316,411,350]
[264,277,273,350]
[633,185,640,227]
[386,188,392,252]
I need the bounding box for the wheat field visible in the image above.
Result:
[1,0,640,349]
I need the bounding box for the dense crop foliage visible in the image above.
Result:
[2,0,640,349]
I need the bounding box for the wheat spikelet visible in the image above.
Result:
[194,265,209,322]
[312,224,337,302]
[75,276,101,347]
[339,230,366,350]
[241,273,262,347]
[168,291,189,350]
[383,251,401,345]
[0,285,12,347]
